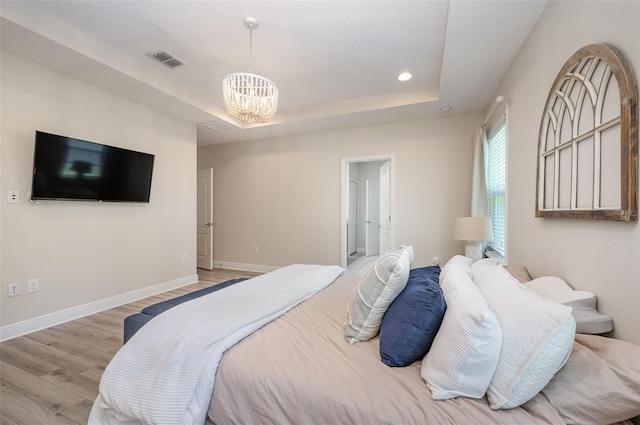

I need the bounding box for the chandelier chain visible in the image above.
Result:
[248,27,253,73]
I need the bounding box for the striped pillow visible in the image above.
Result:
[344,246,413,344]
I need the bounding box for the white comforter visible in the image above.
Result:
[89,264,345,425]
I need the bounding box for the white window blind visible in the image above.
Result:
[486,119,507,258]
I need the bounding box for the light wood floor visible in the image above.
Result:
[347,253,378,276]
[0,268,261,425]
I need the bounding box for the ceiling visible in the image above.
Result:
[0,1,547,145]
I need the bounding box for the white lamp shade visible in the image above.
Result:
[454,217,493,242]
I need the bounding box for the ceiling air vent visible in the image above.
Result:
[200,118,233,131]
[147,50,184,68]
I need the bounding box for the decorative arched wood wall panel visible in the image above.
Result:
[536,43,638,221]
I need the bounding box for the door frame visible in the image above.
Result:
[348,179,358,256]
[379,160,390,255]
[341,154,395,269]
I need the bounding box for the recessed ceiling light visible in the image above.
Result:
[440,106,453,113]
[397,72,412,82]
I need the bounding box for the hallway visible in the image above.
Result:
[346,253,378,276]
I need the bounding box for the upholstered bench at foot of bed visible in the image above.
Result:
[123,278,247,344]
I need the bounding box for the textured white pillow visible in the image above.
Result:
[471,259,576,409]
[421,257,502,399]
[344,245,413,344]
[437,254,473,282]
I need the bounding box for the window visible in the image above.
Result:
[486,117,507,258]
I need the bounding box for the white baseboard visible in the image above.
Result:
[213,260,279,274]
[0,274,198,342]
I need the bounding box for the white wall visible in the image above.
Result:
[198,112,481,270]
[0,52,198,337]
[495,1,640,344]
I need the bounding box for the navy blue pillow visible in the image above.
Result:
[379,266,445,367]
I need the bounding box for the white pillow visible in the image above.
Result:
[522,276,595,305]
[524,276,613,335]
[421,258,502,399]
[439,255,473,275]
[471,259,576,409]
[344,245,413,344]
[436,255,472,286]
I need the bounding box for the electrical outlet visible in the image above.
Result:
[181,252,188,262]
[8,191,19,204]
[433,256,440,266]
[28,278,40,293]
[8,283,20,297]
[252,245,258,253]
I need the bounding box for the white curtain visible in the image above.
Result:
[472,124,489,217]
[471,124,489,255]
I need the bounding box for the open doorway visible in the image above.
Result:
[341,155,395,271]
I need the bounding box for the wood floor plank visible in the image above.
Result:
[0,344,61,377]
[41,368,100,401]
[1,382,80,425]
[73,311,127,335]
[57,398,94,425]
[24,329,117,367]
[0,361,85,411]
[0,268,261,425]
[80,365,105,382]
[50,320,123,351]
[2,337,99,375]
[54,318,120,341]
[0,413,20,425]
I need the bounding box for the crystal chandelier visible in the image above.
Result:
[223,17,278,124]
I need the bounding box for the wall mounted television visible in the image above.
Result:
[31,131,155,203]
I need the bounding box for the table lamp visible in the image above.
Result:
[454,217,493,261]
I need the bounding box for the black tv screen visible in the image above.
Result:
[31,131,154,202]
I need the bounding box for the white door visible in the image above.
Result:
[348,180,358,255]
[379,161,390,254]
[197,168,213,270]
[365,179,380,256]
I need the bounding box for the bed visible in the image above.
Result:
[90,254,640,425]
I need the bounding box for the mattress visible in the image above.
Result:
[209,275,569,424]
